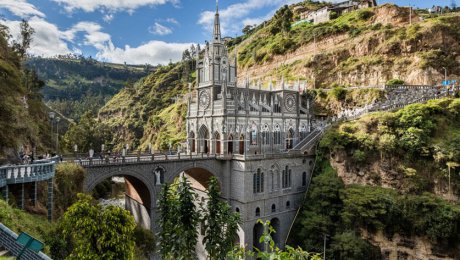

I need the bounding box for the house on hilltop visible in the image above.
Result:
[298,0,377,24]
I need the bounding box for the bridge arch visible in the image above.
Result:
[84,168,156,229]
[166,161,224,190]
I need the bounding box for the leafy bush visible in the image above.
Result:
[352,149,367,163]
[54,163,85,218]
[386,79,405,86]
[330,86,348,101]
[358,10,375,20]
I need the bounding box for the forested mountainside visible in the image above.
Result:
[291,98,460,259]
[63,59,193,153]
[233,3,460,87]
[26,57,150,120]
[0,23,51,160]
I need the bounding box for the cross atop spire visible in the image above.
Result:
[213,0,221,42]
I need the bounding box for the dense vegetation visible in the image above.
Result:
[0,21,52,159]
[27,57,149,121]
[290,98,460,258]
[158,176,240,259]
[291,159,460,259]
[0,199,52,244]
[320,98,460,194]
[92,56,194,152]
[46,194,137,259]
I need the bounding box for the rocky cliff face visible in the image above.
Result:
[237,5,460,87]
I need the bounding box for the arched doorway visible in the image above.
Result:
[253,222,264,251]
[239,134,245,155]
[189,131,196,153]
[286,128,294,149]
[214,132,221,154]
[271,218,281,247]
[228,134,234,154]
[199,125,210,154]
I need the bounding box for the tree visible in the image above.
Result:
[174,176,199,258]
[331,231,381,260]
[378,133,396,160]
[12,19,35,59]
[446,162,460,199]
[202,177,240,259]
[452,0,457,10]
[228,220,321,260]
[59,193,136,259]
[158,183,174,259]
[63,111,112,153]
[242,25,254,35]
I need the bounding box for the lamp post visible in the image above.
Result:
[48,112,55,152]
[56,117,61,154]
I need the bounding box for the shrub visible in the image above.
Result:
[330,86,348,101]
[358,10,375,20]
[386,79,405,86]
[352,149,367,163]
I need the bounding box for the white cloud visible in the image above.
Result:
[52,0,179,13]
[165,18,179,25]
[62,22,111,49]
[103,14,114,23]
[0,0,45,18]
[149,22,173,35]
[4,17,71,57]
[198,0,297,37]
[4,12,189,65]
[96,40,192,65]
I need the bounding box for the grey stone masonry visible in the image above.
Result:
[0,223,51,260]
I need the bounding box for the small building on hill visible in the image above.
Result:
[299,0,377,24]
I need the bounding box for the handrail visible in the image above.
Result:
[0,161,55,187]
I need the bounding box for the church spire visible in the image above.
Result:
[213,0,221,42]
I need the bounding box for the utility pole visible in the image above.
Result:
[323,233,328,260]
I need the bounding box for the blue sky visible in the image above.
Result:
[0,0,454,65]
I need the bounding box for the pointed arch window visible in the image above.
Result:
[273,124,281,145]
[261,124,270,145]
[253,168,264,193]
[302,172,307,187]
[282,166,291,189]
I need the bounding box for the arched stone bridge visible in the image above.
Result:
[79,154,232,230]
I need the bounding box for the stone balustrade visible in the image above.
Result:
[0,162,55,187]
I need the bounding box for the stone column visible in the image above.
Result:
[47,178,54,221]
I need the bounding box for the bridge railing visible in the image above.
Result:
[0,162,55,186]
[72,153,218,167]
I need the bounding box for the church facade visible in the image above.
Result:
[186,4,316,249]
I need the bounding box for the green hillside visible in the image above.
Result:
[291,98,460,259]
[0,23,52,160]
[26,57,150,120]
[233,3,460,87]
[62,57,194,152]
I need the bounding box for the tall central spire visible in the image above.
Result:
[213,0,221,42]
